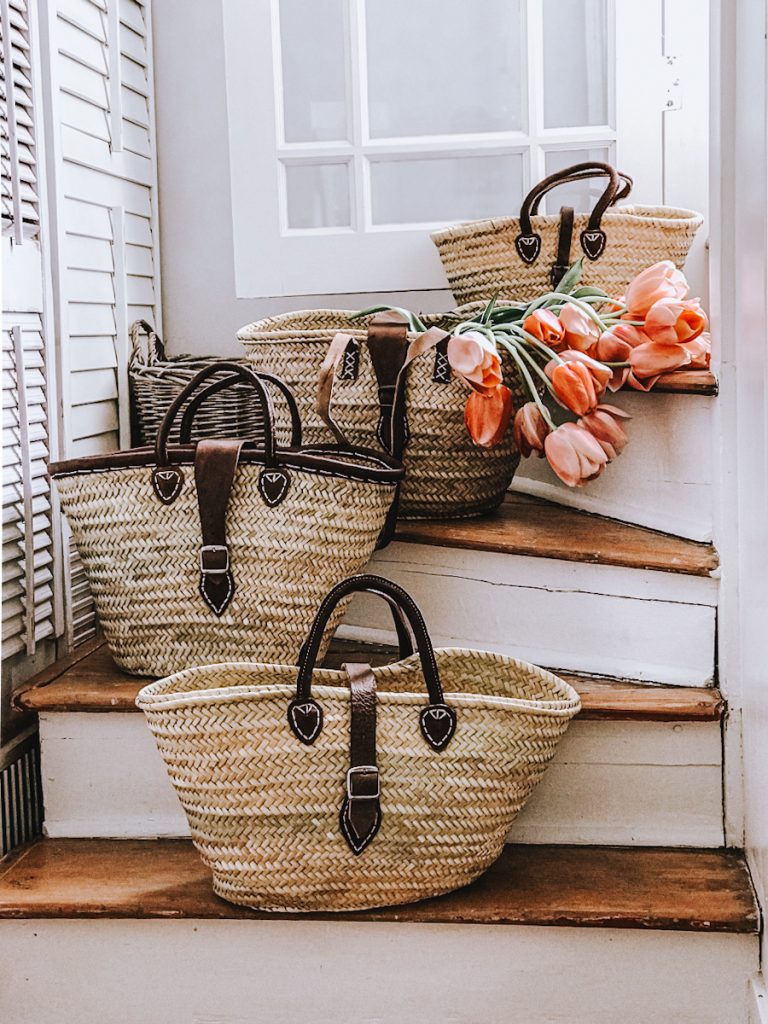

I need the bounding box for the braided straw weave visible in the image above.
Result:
[54,455,399,677]
[129,321,272,446]
[239,306,523,519]
[431,205,703,304]
[137,650,580,912]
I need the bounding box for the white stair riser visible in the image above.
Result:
[39,713,724,847]
[1,920,756,1024]
[352,545,717,685]
[514,392,715,542]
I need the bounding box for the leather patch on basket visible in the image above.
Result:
[199,570,235,617]
[340,795,381,855]
[258,468,290,507]
[420,704,457,751]
[338,339,360,380]
[580,229,607,260]
[151,466,184,504]
[288,698,323,745]
[515,233,542,265]
[432,339,452,384]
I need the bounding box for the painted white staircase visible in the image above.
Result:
[1,377,761,1024]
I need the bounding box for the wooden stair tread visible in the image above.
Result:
[0,839,755,932]
[15,639,724,722]
[652,368,718,395]
[393,494,718,576]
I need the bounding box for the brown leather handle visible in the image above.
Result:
[177,370,303,447]
[515,162,629,265]
[154,362,278,468]
[289,574,456,751]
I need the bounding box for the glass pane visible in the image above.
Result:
[365,0,524,138]
[284,163,351,228]
[370,154,524,225]
[279,0,349,142]
[543,147,613,213]
[542,0,609,128]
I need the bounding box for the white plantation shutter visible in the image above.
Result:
[2,316,55,657]
[1,0,40,241]
[47,0,160,643]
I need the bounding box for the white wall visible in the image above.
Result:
[150,0,451,357]
[711,0,768,973]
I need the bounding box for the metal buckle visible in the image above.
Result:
[346,765,380,801]
[199,544,229,575]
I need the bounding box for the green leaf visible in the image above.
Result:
[489,303,527,324]
[552,258,584,295]
[479,291,500,324]
[571,285,610,300]
[351,305,426,332]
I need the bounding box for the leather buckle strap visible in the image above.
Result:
[195,439,244,616]
[199,544,229,575]
[339,663,382,855]
[346,765,380,801]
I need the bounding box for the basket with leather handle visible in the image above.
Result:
[136,574,580,912]
[430,161,703,303]
[128,320,273,446]
[50,364,404,677]
[239,306,524,521]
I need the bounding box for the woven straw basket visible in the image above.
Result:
[129,320,271,446]
[137,575,580,912]
[431,161,703,304]
[239,306,523,520]
[51,365,403,677]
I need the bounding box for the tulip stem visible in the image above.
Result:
[601,360,631,368]
[496,324,564,364]
[497,338,558,432]
[524,292,610,332]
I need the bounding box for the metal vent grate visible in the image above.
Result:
[1,727,43,858]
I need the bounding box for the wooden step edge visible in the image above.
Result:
[14,641,725,723]
[0,839,756,933]
[393,494,719,577]
[651,368,718,395]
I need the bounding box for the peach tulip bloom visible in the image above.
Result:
[601,322,650,349]
[447,331,502,394]
[629,340,692,379]
[682,332,711,369]
[544,422,608,487]
[513,402,550,458]
[546,350,612,395]
[624,261,688,317]
[595,329,634,391]
[548,360,600,415]
[559,302,601,353]
[579,404,631,460]
[523,308,565,348]
[644,298,708,346]
[464,384,514,448]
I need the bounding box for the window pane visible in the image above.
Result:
[279,0,349,142]
[542,0,609,128]
[543,148,613,213]
[365,0,524,138]
[370,154,524,225]
[284,163,351,228]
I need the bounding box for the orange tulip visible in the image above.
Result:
[546,350,612,407]
[513,402,550,457]
[548,360,599,414]
[447,331,502,394]
[594,329,634,391]
[544,422,608,487]
[464,384,514,448]
[579,404,631,460]
[629,340,692,379]
[559,302,601,353]
[600,322,650,349]
[624,261,688,317]
[682,331,711,369]
[644,298,708,345]
[523,308,565,348]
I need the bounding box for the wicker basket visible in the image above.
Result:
[51,364,404,677]
[239,305,523,520]
[129,320,272,445]
[137,574,580,913]
[431,162,703,304]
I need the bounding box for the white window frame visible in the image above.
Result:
[222,0,677,299]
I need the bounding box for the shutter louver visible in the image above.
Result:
[2,317,55,657]
[1,0,39,241]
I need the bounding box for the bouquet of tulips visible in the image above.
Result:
[360,259,710,488]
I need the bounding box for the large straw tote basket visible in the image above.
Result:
[129,320,271,446]
[137,574,580,912]
[431,161,703,304]
[50,364,404,677]
[239,306,524,520]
